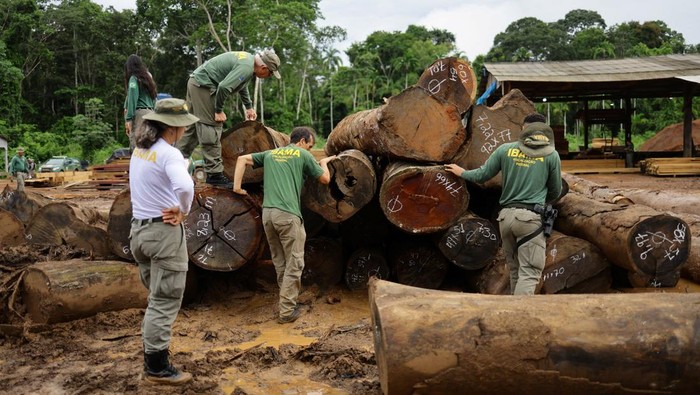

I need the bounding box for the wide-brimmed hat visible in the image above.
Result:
[260,49,281,79]
[518,122,555,158]
[143,98,199,127]
[16,147,24,153]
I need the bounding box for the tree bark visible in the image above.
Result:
[417,57,477,115]
[221,120,289,184]
[388,236,449,289]
[616,188,700,217]
[451,89,535,189]
[301,237,344,291]
[185,186,265,272]
[369,278,700,395]
[302,149,377,223]
[25,202,113,258]
[561,172,634,205]
[0,186,52,225]
[22,260,147,324]
[107,188,134,261]
[470,252,510,295]
[379,163,469,234]
[345,246,390,291]
[325,86,466,162]
[435,212,499,270]
[554,193,691,287]
[0,207,25,247]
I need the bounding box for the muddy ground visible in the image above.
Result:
[0,172,698,395]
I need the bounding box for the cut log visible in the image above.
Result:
[22,260,147,324]
[325,86,466,162]
[435,213,499,270]
[338,199,390,252]
[540,231,612,294]
[221,120,290,184]
[25,202,113,258]
[555,193,691,287]
[302,149,377,223]
[417,57,477,114]
[184,186,265,271]
[388,236,449,289]
[616,187,700,217]
[301,237,344,291]
[0,207,25,246]
[451,89,535,189]
[345,246,390,291]
[0,186,52,225]
[107,188,134,261]
[470,252,510,295]
[379,163,469,234]
[561,172,634,205]
[369,278,700,395]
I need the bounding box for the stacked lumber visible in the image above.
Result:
[561,158,639,174]
[640,157,700,176]
[84,158,130,190]
[25,170,92,187]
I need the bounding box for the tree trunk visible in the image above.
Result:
[302,149,376,223]
[0,207,25,247]
[221,120,289,184]
[561,172,634,205]
[469,252,510,295]
[555,193,691,287]
[25,202,113,258]
[107,188,134,261]
[388,236,449,289]
[452,89,535,189]
[0,186,52,225]
[185,186,265,272]
[368,278,700,395]
[325,86,466,162]
[345,246,390,291]
[22,260,147,324]
[379,163,469,234]
[616,188,700,217]
[417,57,477,115]
[540,231,612,294]
[435,212,499,270]
[301,237,344,291]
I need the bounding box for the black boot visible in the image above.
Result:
[205,172,233,189]
[143,349,192,386]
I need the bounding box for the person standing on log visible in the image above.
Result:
[124,54,157,152]
[9,147,29,192]
[233,127,335,323]
[177,49,282,189]
[129,98,198,386]
[446,121,562,295]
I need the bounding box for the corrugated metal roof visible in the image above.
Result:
[481,54,700,102]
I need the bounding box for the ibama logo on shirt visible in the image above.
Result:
[132,148,157,163]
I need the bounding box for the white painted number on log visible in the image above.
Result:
[387,195,403,213]
[475,113,512,154]
[634,225,687,261]
[435,172,463,197]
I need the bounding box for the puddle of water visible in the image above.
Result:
[220,368,350,395]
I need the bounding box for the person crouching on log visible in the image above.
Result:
[445,118,562,295]
[129,98,199,385]
[233,127,335,323]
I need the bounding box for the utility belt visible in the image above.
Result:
[503,203,541,214]
[503,203,558,249]
[132,216,164,226]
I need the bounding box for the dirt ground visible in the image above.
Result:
[0,172,698,395]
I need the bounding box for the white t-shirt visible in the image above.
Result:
[129,139,194,219]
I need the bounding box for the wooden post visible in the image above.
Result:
[369,278,700,395]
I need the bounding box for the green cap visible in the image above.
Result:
[260,49,281,79]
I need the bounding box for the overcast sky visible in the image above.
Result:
[95,0,699,61]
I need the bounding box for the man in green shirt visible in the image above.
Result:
[9,147,29,192]
[445,121,562,295]
[233,127,335,323]
[178,49,281,189]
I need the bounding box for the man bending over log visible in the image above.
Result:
[446,115,561,295]
[233,127,335,323]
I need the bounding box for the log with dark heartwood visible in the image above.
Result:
[302,149,377,223]
[344,246,390,291]
[387,236,449,289]
[554,192,691,287]
[417,57,477,115]
[221,120,290,184]
[379,162,468,234]
[21,260,147,324]
[301,236,344,291]
[325,86,466,162]
[184,186,266,271]
[0,186,52,225]
[450,89,536,189]
[368,278,700,395]
[435,212,499,270]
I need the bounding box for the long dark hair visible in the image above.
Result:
[124,54,157,99]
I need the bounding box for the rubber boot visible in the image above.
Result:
[205,172,233,189]
[143,349,192,386]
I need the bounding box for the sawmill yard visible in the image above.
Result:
[0,168,698,394]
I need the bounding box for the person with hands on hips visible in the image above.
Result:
[129,98,198,386]
[177,49,282,190]
[233,126,335,323]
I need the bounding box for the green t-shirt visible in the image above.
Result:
[123,75,156,121]
[460,142,562,205]
[9,155,28,175]
[252,144,324,218]
[191,51,255,112]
